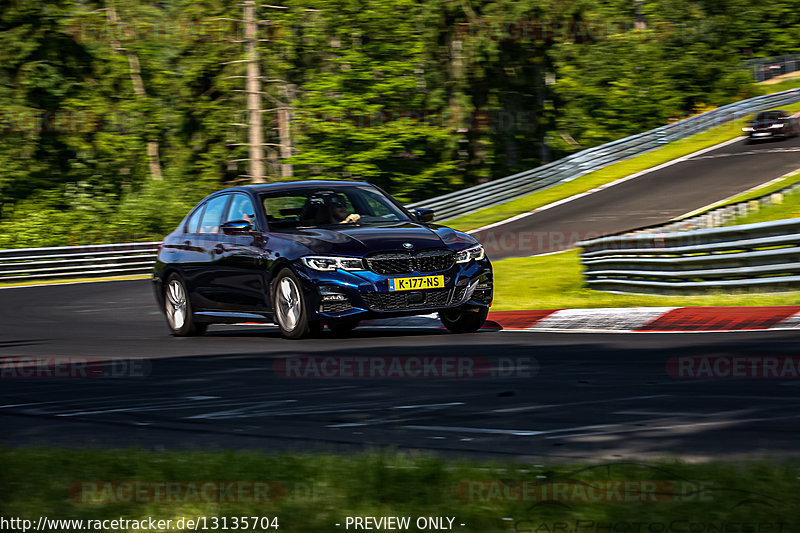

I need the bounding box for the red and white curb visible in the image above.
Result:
[237,306,800,333]
[484,306,800,333]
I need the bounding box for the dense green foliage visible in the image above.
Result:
[1,0,799,247]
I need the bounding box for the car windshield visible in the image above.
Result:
[756,111,782,121]
[261,185,412,229]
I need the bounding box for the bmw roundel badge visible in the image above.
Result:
[402,242,414,249]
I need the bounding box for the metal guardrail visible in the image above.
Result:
[408,88,800,221]
[2,91,800,284]
[579,219,800,293]
[0,242,160,282]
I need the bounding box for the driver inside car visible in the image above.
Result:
[299,192,361,226]
[328,194,361,224]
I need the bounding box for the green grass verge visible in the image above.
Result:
[2,448,798,533]
[726,182,800,227]
[447,97,800,233]
[491,250,800,310]
[759,75,800,91]
[0,274,149,288]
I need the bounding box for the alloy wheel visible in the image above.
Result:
[165,279,187,330]
[276,277,302,331]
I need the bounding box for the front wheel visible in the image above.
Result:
[439,305,489,334]
[164,274,207,336]
[272,268,318,339]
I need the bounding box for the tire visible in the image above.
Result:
[164,274,207,336]
[327,318,360,337]
[271,268,318,339]
[439,305,489,334]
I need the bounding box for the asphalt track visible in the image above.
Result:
[475,135,800,259]
[3,280,800,461]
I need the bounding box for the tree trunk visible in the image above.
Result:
[106,4,162,180]
[244,0,265,184]
[277,84,294,178]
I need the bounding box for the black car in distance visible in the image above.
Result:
[742,109,800,141]
[153,181,493,339]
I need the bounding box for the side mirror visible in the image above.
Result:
[411,208,435,223]
[221,219,254,234]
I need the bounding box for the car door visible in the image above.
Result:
[210,193,269,312]
[191,193,232,310]
[174,201,211,298]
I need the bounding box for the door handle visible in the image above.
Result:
[213,244,224,255]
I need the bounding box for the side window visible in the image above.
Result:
[198,195,230,234]
[263,195,308,228]
[185,203,205,233]
[226,194,257,228]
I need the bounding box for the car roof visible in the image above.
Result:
[221,180,374,195]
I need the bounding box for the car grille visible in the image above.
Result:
[452,286,468,303]
[416,249,456,272]
[362,287,458,311]
[366,249,455,275]
[365,253,415,275]
[320,301,353,314]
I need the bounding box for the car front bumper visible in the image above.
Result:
[295,259,493,320]
[750,129,787,138]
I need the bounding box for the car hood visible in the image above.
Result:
[277,222,476,256]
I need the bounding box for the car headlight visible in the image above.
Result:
[769,123,784,129]
[742,127,754,132]
[302,256,365,271]
[455,244,485,263]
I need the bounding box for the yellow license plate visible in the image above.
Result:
[388,275,445,292]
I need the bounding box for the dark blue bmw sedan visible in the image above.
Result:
[153,180,493,338]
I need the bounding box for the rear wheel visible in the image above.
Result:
[439,305,488,334]
[164,274,207,336]
[272,268,318,339]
